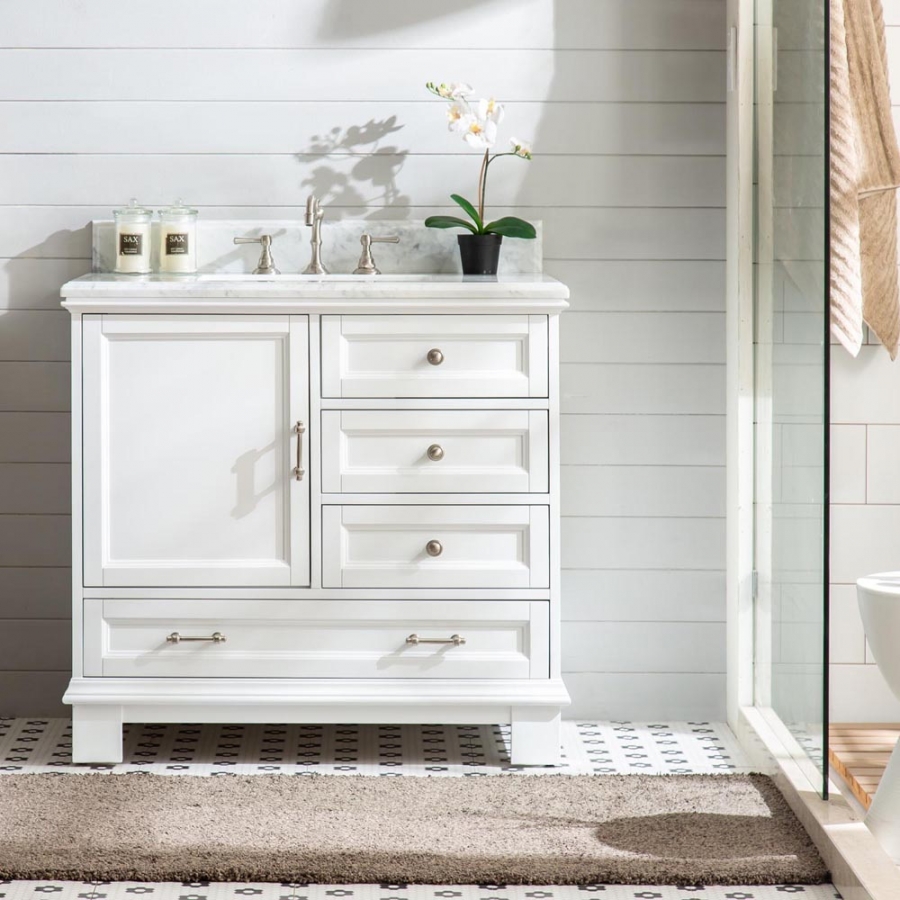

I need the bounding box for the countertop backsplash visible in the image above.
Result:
[92,219,543,276]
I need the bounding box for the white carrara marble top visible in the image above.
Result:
[60,273,569,315]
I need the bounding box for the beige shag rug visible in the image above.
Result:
[0,773,827,885]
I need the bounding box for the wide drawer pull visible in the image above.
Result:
[425,539,443,557]
[166,631,227,644]
[406,633,466,646]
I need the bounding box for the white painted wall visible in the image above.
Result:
[829,3,900,723]
[0,0,727,719]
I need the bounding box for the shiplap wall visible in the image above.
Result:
[0,0,727,719]
[828,3,900,723]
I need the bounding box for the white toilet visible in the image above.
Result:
[857,573,900,860]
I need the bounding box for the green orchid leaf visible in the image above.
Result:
[450,194,484,232]
[484,216,537,239]
[424,215,478,234]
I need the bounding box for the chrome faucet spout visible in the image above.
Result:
[303,194,328,274]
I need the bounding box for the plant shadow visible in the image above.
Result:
[298,116,411,219]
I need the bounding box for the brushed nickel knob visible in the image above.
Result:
[426,348,444,366]
[426,443,444,461]
[425,539,443,557]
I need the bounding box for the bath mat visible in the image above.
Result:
[0,773,827,885]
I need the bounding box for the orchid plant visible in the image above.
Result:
[424,81,536,239]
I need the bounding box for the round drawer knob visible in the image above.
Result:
[425,539,443,557]
[426,444,444,462]
[426,348,444,366]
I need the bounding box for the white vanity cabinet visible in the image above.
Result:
[61,275,570,766]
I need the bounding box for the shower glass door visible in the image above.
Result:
[753,0,830,796]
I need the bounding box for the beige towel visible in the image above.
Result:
[831,0,900,358]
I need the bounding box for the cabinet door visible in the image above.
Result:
[83,315,309,587]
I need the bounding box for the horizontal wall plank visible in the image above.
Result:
[561,364,725,415]
[0,672,69,716]
[0,515,71,567]
[562,621,725,673]
[561,516,725,570]
[0,364,70,412]
[0,258,90,310]
[561,465,724,517]
[561,312,725,364]
[0,207,727,261]
[560,414,724,466]
[0,101,725,157]
[0,464,71,514]
[545,260,725,312]
[563,671,726,720]
[562,569,725,622]
[0,413,71,463]
[0,50,725,103]
[0,620,70,671]
[2,0,726,50]
[0,567,71,618]
[0,310,70,361]
[0,155,725,209]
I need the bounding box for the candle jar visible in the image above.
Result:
[157,200,198,274]
[113,199,153,274]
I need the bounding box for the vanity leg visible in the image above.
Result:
[71,705,124,765]
[510,707,561,766]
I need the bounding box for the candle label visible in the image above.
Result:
[119,233,144,256]
[165,233,190,255]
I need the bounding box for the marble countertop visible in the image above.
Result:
[60,273,570,315]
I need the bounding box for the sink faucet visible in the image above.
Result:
[302,194,328,275]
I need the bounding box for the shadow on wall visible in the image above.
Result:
[297,117,411,218]
[315,0,505,43]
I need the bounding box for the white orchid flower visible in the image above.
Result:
[427,81,474,100]
[463,116,497,149]
[447,101,471,133]
[476,98,505,124]
[510,137,533,160]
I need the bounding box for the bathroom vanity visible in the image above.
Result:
[60,273,569,764]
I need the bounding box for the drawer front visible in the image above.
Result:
[84,598,549,679]
[321,410,549,494]
[322,505,550,589]
[321,314,548,398]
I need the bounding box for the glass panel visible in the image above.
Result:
[753,0,829,796]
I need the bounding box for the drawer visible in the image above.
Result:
[83,598,549,679]
[321,410,549,494]
[322,505,550,589]
[321,314,548,398]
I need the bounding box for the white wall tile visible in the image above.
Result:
[867,425,900,504]
[829,584,867,665]
[831,505,900,585]
[830,663,900,723]
[830,424,867,504]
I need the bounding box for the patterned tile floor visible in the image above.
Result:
[0,719,839,900]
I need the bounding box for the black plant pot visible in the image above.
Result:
[458,233,503,276]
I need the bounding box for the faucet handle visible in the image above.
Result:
[353,233,400,275]
[234,234,279,275]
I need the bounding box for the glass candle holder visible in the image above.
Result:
[158,199,198,274]
[113,199,153,274]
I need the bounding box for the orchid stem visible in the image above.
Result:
[476,150,490,224]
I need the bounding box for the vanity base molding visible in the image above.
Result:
[65,677,570,765]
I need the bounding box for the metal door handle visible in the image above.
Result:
[166,632,227,644]
[406,633,466,646]
[293,420,306,481]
